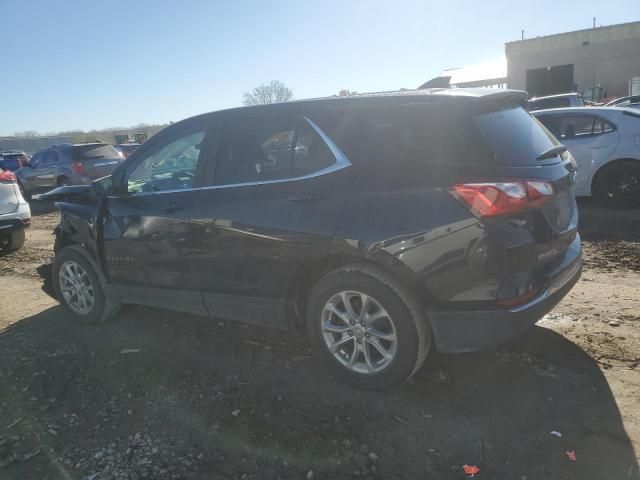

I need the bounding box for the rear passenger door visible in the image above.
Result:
[28,150,58,192]
[191,113,353,327]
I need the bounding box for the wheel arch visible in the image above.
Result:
[590,157,640,195]
[285,248,434,327]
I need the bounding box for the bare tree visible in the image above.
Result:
[337,89,358,96]
[243,80,293,106]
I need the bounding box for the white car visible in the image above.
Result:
[0,169,31,251]
[532,107,640,208]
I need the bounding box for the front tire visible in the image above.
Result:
[52,246,120,324]
[593,160,640,209]
[306,264,431,390]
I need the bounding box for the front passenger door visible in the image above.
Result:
[102,117,212,314]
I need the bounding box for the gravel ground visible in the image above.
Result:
[0,199,638,480]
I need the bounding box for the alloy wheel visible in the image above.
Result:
[321,291,398,374]
[58,260,95,315]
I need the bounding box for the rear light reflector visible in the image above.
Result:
[21,218,31,226]
[71,161,86,175]
[451,180,554,218]
[0,170,17,182]
[496,287,541,307]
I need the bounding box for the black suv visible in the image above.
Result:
[43,89,581,389]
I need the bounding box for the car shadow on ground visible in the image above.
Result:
[1,305,638,480]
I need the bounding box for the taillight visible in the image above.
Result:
[0,170,17,182]
[451,180,554,218]
[71,161,86,175]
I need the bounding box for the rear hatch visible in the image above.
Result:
[72,144,122,179]
[473,105,577,234]
[452,99,579,304]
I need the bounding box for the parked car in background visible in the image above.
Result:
[528,93,585,111]
[42,89,581,389]
[0,151,31,172]
[605,95,640,109]
[532,107,640,208]
[0,169,30,252]
[113,143,141,159]
[16,143,123,200]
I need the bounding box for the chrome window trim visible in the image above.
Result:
[122,115,351,197]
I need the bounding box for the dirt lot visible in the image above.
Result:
[0,200,639,480]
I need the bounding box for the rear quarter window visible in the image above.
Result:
[332,104,496,189]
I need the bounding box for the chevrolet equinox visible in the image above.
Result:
[44,89,582,389]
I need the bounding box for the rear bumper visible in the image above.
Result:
[0,201,31,235]
[427,241,582,353]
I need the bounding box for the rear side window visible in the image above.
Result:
[213,115,335,185]
[72,144,119,160]
[536,114,615,139]
[474,107,559,164]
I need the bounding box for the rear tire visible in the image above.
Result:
[593,160,640,209]
[52,245,120,324]
[0,229,25,252]
[306,263,431,390]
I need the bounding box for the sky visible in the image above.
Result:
[0,0,638,136]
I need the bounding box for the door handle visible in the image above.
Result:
[288,191,325,202]
[586,145,608,149]
[162,202,185,213]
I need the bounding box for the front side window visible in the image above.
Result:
[127,130,205,193]
[213,115,336,186]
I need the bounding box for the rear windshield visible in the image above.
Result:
[0,157,21,169]
[474,107,560,165]
[72,144,119,160]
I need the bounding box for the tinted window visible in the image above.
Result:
[213,115,335,185]
[127,130,205,193]
[72,144,119,160]
[475,107,559,164]
[291,120,335,177]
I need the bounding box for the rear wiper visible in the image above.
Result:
[536,144,567,161]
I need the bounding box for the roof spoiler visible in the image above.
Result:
[470,90,528,113]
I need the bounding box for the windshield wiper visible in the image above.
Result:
[537,144,567,161]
